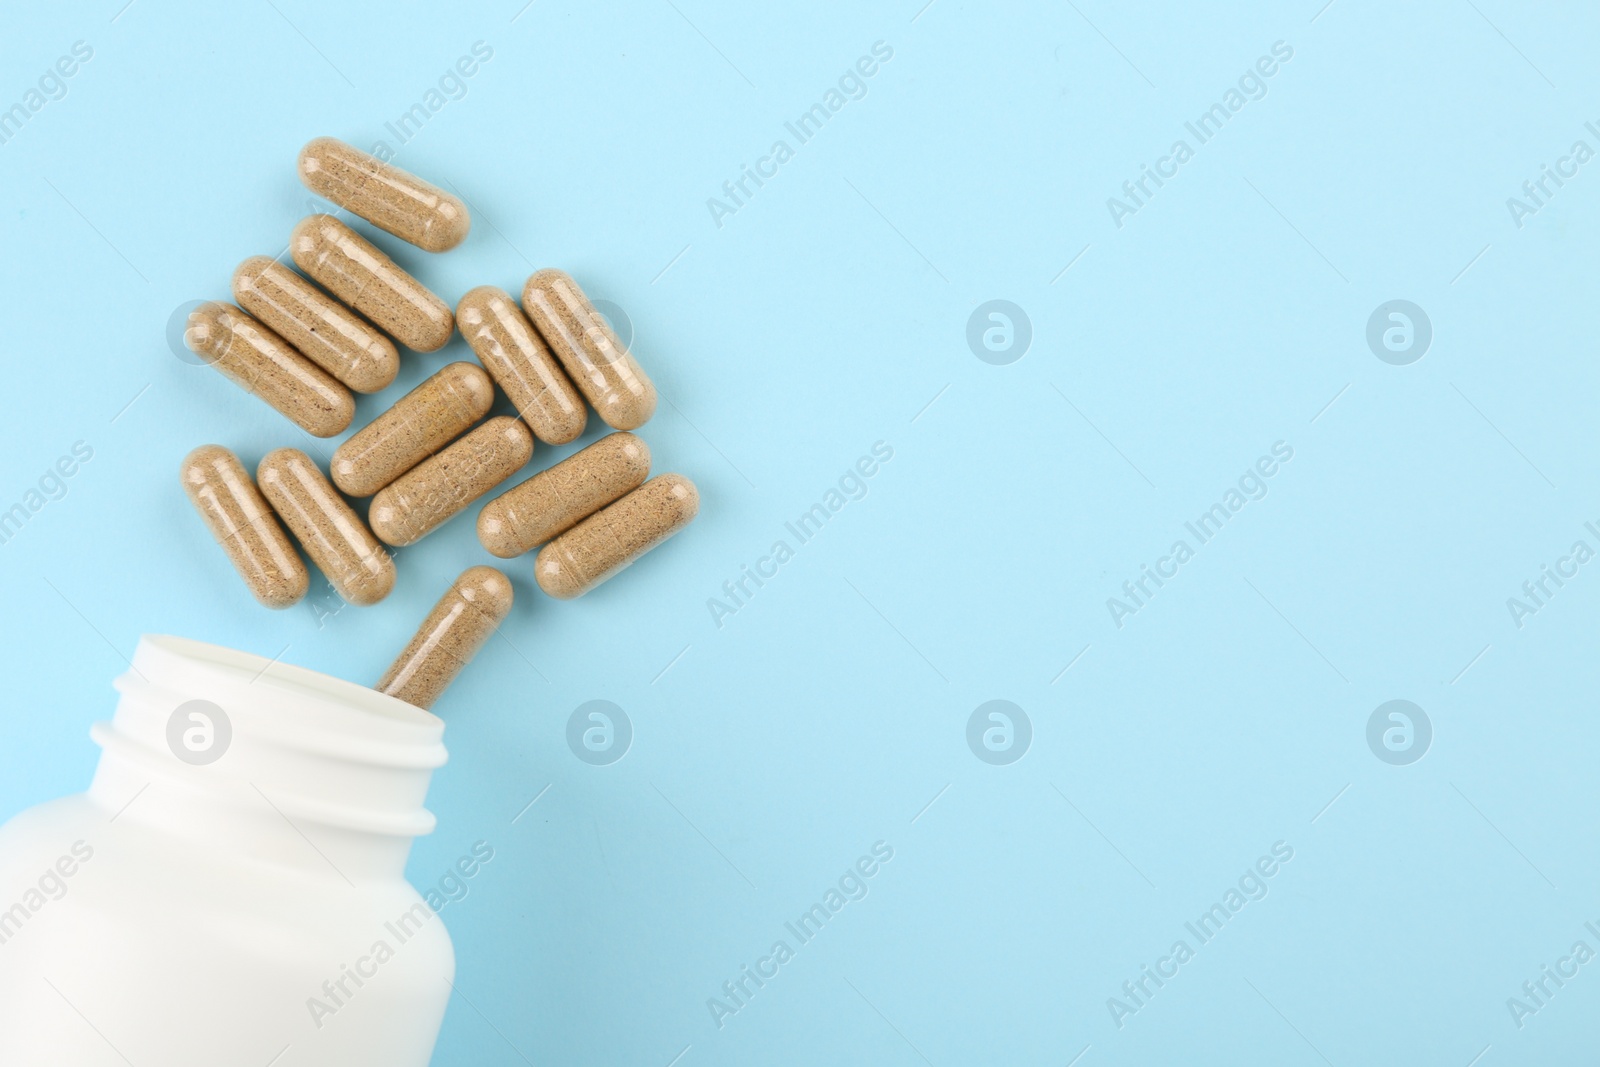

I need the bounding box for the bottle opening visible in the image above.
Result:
[147,634,437,728]
[91,634,448,853]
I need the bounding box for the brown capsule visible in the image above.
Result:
[232,255,399,394]
[456,286,586,445]
[184,302,354,438]
[376,565,513,709]
[181,445,309,609]
[330,362,495,497]
[369,417,534,547]
[290,215,454,352]
[521,269,656,430]
[534,474,698,599]
[478,432,650,558]
[297,137,470,253]
[257,448,395,607]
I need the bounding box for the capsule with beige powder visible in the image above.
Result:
[184,302,354,437]
[522,269,656,430]
[181,445,308,609]
[330,361,494,497]
[232,256,398,393]
[369,417,534,547]
[456,285,586,445]
[534,474,698,599]
[257,448,395,606]
[376,565,513,709]
[291,215,454,352]
[479,432,650,558]
[298,137,470,253]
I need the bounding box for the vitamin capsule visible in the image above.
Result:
[376,566,513,709]
[521,269,656,430]
[232,255,399,394]
[257,448,395,607]
[330,362,494,497]
[290,215,454,352]
[478,432,650,558]
[456,286,586,445]
[369,417,534,547]
[298,137,471,253]
[534,474,698,599]
[184,302,354,437]
[181,445,308,609]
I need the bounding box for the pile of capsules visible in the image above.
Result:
[180,137,699,709]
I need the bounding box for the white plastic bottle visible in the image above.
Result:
[0,635,455,1066]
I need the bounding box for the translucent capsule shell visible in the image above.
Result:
[376,566,513,710]
[331,362,495,497]
[369,417,534,547]
[181,445,308,609]
[298,137,470,253]
[522,269,656,430]
[183,302,354,438]
[232,255,398,394]
[534,474,698,599]
[478,432,650,558]
[290,215,454,352]
[257,448,395,607]
[456,286,586,445]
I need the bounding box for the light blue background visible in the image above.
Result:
[2,0,1598,1063]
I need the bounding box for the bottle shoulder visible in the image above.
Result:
[0,792,448,933]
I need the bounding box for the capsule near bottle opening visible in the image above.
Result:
[298,137,471,253]
[183,302,354,438]
[377,566,513,710]
[522,269,656,431]
[534,473,698,599]
[291,215,454,353]
[181,445,308,609]
[233,256,399,394]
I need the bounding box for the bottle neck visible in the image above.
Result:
[87,636,448,882]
